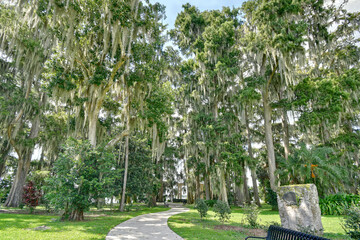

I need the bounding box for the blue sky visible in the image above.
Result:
[149,0,247,30]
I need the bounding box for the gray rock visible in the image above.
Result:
[34,225,51,231]
[277,184,323,235]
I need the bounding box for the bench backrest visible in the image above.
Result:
[266,225,330,240]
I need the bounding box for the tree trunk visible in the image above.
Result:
[243,164,250,204]
[88,111,98,147]
[214,100,228,203]
[0,159,5,179]
[148,194,157,207]
[119,133,129,212]
[245,108,261,206]
[37,148,45,171]
[251,169,261,206]
[262,94,277,191]
[195,174,201,200]
[69,209,84,221]
[187,190,194,204]
[204,173,210,200]
[226,173,232,203]
[110,196,114,208]
[4,150,32,207]
[281,108,290,161]
[120,88,131,212]
[0,141,10,178]
[5,113,41,207]
[235,182,245,206]
[159,178,164,202]
[218,167,228,204]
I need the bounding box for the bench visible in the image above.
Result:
[163,201,169,208]
[245,225,330,240]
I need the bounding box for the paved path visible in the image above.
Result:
[106,204,189,240]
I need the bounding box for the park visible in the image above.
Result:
[0,0,359,239]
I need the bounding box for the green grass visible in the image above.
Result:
[0,205,169,240]
[168,205,349,240]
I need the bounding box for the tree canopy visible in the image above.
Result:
[0,0,359,219]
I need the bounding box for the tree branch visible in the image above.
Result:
[106,130,130,148]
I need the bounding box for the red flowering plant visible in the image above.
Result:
[22,181,41,213]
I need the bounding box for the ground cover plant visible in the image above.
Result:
[0,205,169,240]
[168,205,350,240]
[320,193,360,215]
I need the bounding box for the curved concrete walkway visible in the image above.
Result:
[106,204,189,240]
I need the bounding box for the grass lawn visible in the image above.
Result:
[0,205,169,240]
[168,205,349,240]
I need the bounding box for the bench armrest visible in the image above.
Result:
[245,237,266,240]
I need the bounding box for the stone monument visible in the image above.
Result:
[277,184,323,234]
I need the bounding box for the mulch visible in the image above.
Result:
[214,225,267,237]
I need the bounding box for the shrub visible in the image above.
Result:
[204,199,217,207]
[243,203,260,227]
[265,188,278,210]
[319,194,360,215]
[125,203,133,212]
[342,206,360,239]
[0,176,12,204]
[195,199,208,220]
[213,200,231,223]
[22,181,41,213]
[44,139,117,221]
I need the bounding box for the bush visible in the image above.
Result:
[22,181,41,213]
[0,176,12,204]
[319,193,360,215]
[243,203,260,227]
[194,199,208,220]
[213,200,231,223]
[44,139,117,221]
[125,203,133,212]
[342,206,360,239]
[265,188,278,211]
[204,199,217,207]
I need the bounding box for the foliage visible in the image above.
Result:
[320,194,360,215]
[277,143,348,196]
[22,181,41,213]
[342,206,360,239]
[29,170,50,191]
[204,199,217,207]
[44,139,117,220]
[124,203,133,212]
[0,176,12,204]
[265,188,278,211]
[243,203,260,227]
[194,199,208,220]
[213,200,231,223]
[118,135,158,203]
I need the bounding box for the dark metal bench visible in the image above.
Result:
[245,225,330,240]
